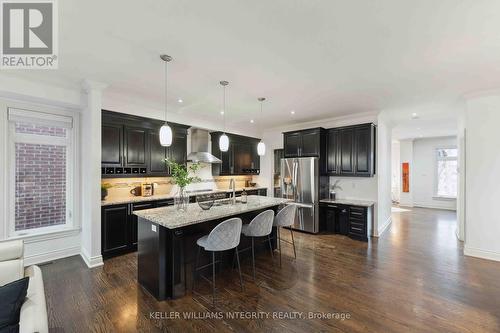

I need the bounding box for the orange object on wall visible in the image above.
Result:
[402,162,409,193]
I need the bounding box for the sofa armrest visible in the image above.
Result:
[0,240,23,261]
[0,240,24,286]
[20,265,48,333]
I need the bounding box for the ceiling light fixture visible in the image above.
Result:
[250,119,254,123]
[257,97,266,156]
[411,112,419,119]
[159,54,173,147]
[178,98,183,103]
[219,81,229,152]
[290,110,295,115]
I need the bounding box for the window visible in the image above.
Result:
[435,147,458,198]
[8,108,76,236]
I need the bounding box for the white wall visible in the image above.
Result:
[463,93,500,262]
[412,136,457,210]
[398,139,414,207]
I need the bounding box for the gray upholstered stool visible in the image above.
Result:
[239,210,275,280]
[273,204,297,267]
[193,217,243,306]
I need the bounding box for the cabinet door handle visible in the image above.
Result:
[342,209,347,213]
[327,205,338,208]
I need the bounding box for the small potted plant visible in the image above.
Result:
[165,159,202,211]
[330,180,342,201]
[101,183,112,200]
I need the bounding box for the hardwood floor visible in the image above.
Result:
[42,207,500,332]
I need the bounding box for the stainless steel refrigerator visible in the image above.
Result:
[280,157,328,233]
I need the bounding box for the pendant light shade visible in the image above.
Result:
[257,141,266,156]
[219,80,230,152]
[257,97,266,156]
[219,133,229,152]
[160,54,173,147]
[159,124,173,146]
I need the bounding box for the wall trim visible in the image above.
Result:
[24,245,80,266]
[413,202,456,211]
[80,248,104,268]
[464,246,500,262]
[374,216,392,237]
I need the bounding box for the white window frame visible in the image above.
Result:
[434,146,458,200]
[6,106,79,238]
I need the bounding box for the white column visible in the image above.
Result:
[375,112,393,236]
[80,80,107,268]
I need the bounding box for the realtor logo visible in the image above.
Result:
[1,0,58,69]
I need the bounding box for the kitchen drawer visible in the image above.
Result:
[155,199,174,207]
[349,221,366,234]
[349,207,366,219]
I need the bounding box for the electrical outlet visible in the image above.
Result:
[151,224,157,232]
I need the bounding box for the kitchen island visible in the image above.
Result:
[134,195,289,300]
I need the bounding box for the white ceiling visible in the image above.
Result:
[5,0,500,131]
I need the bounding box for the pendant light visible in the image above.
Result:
[219,81,229,152]
[159,54,173,146]
[257,97,266,156]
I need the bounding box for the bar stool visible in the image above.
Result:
[273,204,297,267]
[239,210,275,280]
[193,217,243,306]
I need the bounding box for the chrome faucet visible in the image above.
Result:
[229,178,236,205]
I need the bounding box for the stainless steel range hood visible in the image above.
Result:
[187,128,222,164]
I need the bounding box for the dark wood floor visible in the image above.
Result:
[41,207,500,332]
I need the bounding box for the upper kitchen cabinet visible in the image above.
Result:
[210,132,261,176]
[102,123,123,166]
[283,128,326,158]
[102,110,189,178]
[327,123,376,177]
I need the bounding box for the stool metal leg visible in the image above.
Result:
[192,246,201,292]
[212,252,216,306]
[267,235,274,260]
[290,228,297,259]
[251,237,256,281]
[235,247,243,291]
[278,227,282,267]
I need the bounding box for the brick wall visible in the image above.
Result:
[15,142,67,231]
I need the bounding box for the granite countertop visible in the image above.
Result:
[319,198,375,207]
[101,187,268,206]
[133,195,290,229]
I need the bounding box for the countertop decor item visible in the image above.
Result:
[330,180,342,200]
[196,194,215,210]
[101,183,112,200]
[165,159,202,211]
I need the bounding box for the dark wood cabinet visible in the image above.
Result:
[319,203,372,241]
[125,127,148,167]
[130,202,155,247]
[149,131,168,175]
[283,128,325,158]
[283,132,301,157]
[102,110,189,178]
[274,149,284,175]
[326,123,376,177]
[102,124,123,166]
[338,127,355,175]
[101,204,129,257]
[101,199,174,258]
[326,129,339,174]
[211,132,261,176]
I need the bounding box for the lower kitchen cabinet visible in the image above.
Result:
[101,199,174,258]
[319,203,372,241]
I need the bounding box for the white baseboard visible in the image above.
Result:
[413,202,456,211]
[464,246,500,262]
[24,245,80,266]
[80,248,104,268]
[374,216,392,237]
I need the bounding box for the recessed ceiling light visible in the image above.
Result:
[411,112,419,119]
[419,134,423,138]
[250,119,254,123]
[417,127,421,130]
[178,99,183,103]
[290,110,295,115]
[220,110,224,115]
